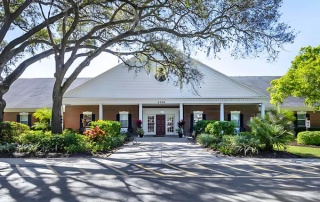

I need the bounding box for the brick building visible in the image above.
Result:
[3,59,316,135]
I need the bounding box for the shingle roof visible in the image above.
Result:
[3,78,90,109]
[3,76,306,109]
[231,76,306,108]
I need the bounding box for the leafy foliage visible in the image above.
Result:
[249,110,295,151]
[205,121,237,136]
[32,108,52,123]
[297,131,320,146]
[0,143,16,153]
[83,126,105,142]
[0,121,29,143]
[194,120,216,135]
[196,133,219,147]
[269,45,320,109]
[31,122,51,131]
[91,120,121,137]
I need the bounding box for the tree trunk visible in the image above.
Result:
[265,140,273,151]
[0,94,6,123]
[0,84,9,123]
[51,80,63,134]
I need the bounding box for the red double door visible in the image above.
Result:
[156,115,166,136]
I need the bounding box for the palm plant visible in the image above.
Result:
[249,110,295,151]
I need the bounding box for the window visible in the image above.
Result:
[119,111,129,128]
[154,67,167,82]
[148,115,155,132]
[193,111,203,125]
[167,115,174,133]
[297,112,306,127]
[20,113,28,125]
[231,111,240,127]
[82,111,92,128]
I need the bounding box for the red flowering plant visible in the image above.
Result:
[136,119,142,128]
[177,120,185,128]
[83,126,105,142]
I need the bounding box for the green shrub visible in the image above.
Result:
[0,121,30,143]
[91,120,121,137]
[297,131,320,146]
[196,133,219,147]
[249,110,294,151]
[239,132,252,136]
[205,121,236,136]
[89,134,126,153]
[233,134,260,155]
[194,120,216,135]
[32,108,52,123]
[31,122,51,131]
[0,143,16,153]
[17,131,90,153]
[217,135,236,155]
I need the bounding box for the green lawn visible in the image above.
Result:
[276,145,320,158]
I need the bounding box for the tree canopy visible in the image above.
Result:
[0,0,297,133]
[269,45,320,109]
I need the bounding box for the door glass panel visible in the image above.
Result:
[167,115,174,133]
[148,115,155,133]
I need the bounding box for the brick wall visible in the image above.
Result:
[183,104,259,132]
[304,111,320,128]
[4,112,36,126]
[64,105,139,131]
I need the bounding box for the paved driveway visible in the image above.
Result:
[1,137,320,201]
[104,136,218,164]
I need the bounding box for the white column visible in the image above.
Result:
[139,103,143,121]
[261,103,265,118]
[179,103,183,120]
[99,103,103,120]
[220,103,224,121]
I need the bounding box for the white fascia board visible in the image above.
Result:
[4,108,44,112]
[63,97,269,105]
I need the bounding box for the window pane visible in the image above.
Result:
[120,120,128,127]
[20,115,28,125]
[167,115,174,133]
[148,116,155,132]
[120,114,128,127]
[194,113,203,124]
[297,120,305,126]
[83,114,92,127]
[297,114,306,120]
[231,113,240,127]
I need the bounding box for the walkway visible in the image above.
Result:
[104,136,217,164]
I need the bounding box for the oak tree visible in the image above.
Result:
[44,0,296,133]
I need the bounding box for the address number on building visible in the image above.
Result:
[158,101,166,104]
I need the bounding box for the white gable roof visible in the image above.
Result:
[64,59,267,99]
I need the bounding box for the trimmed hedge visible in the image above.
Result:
[0,121,30,143]
[91,120,121,137]
[194,120,216,135]
[205,121,236,136]
[297,131,320,146]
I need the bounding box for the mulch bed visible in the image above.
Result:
[0,147,125,158]
[209,149,312,158]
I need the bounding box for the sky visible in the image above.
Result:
[20,0,320,78]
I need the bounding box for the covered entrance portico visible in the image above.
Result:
[62,98,267,135]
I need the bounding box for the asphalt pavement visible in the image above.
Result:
[0,137,319,202]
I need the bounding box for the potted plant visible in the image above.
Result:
[136,119,142,128]
[176,128,183,138]
[137,128,144,138]
[176,120,185,138]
